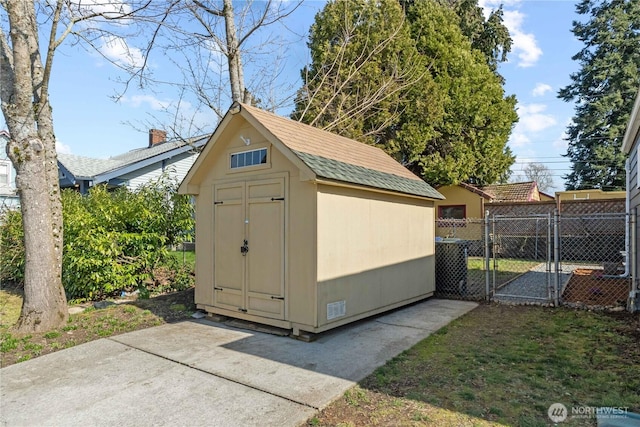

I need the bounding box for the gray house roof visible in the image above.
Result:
[58,135,209,189]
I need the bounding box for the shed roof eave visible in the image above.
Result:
[179,115,235,189]
[315,178,443,201]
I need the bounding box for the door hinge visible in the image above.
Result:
[238,308,248,313]
[214,201,224,205]
[214,287,223,291]
[270,296,285,300]
[271,197,285,201]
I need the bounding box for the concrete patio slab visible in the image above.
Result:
[1,298,477,427]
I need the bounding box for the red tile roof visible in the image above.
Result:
[481,181,539,202]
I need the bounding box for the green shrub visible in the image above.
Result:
[0,174,195,300]
[0,208,25,284]
[62,186,170,300]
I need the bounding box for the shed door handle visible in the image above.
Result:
[240,239,249,255]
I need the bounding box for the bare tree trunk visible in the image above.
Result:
[1,0,67,332]
[222,0,244,103]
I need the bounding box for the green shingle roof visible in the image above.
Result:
[239,103,444,200]
[293,151,444,199]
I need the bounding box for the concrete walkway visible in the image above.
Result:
[1,298,477,427]
[493,263,598,303]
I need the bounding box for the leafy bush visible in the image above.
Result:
[0,175,195,300]
[0,208,25,284]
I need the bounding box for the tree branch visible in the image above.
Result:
[0,25,15,107]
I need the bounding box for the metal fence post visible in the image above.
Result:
[485,210,490,301]
[547,212,552,302]
[492,214,496,297]
[553,209,560,307]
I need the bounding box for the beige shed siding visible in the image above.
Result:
[192,119,318,325]
[285,177,317,326]
[182,107,440,334]
[194,181,215,307]
[316,185,435,327]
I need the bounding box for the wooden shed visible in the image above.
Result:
[179,103,444,336]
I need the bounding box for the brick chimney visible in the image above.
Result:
[148,129,166,147]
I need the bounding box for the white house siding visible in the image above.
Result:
[0,135,19,209]
[120,152,198,190]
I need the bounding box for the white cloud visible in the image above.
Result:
[509,103,557,149]
[99,36,144,69]
[121,95,215,135]
[517,103,557,132]
[476,2,542,67]
[532,83,552,97]
[56,140,72,154]
[503,10,542,68]
[122,95,171,111]
[510,132,530,148]
[478,0,523,18]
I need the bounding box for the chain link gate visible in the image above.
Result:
[435,210,636,310]
[490,214,554,304]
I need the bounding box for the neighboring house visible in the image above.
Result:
[622,86,639,308]
[556,189,626,202]
[0,130,19,209]
[179,102,444,337]
[434,181,549,223]
[58,130,208,193]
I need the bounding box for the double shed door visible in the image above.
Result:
[213,177,286,320]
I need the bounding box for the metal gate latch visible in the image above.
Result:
[240,239,249,255]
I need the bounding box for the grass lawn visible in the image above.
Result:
[168,249,195,268]
[308,303,640,426]
[468,257,541,285]
[0,284,196,367]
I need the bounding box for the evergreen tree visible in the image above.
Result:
[440,0,512,75]
[559,0,640,190]
[406,0,517,185]
[293,0,517,186]
[292,0,434,151]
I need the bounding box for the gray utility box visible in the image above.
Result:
[435,238,468,296]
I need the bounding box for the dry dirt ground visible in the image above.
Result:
[562,269,630,307]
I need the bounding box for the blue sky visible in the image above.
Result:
[3,0,583,193]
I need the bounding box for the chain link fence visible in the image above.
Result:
[434,210,638,312]
[557,213,632,310]
[435,219,486,300]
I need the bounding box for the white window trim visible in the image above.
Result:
[227,144,270,174]
[0,160,10,188]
